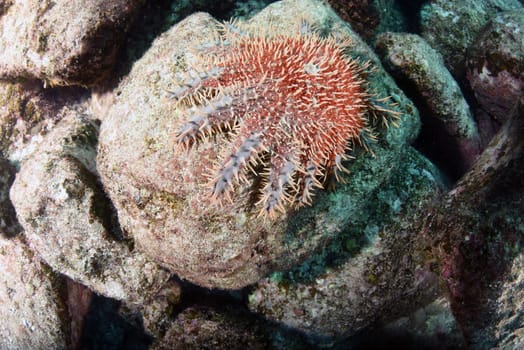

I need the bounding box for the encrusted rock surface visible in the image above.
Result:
[0,0,145,86]
[140,280,183,338]
[467,9,524,123]
[97,0,421,290]
[248,147,444,340]
[0,80,90,165]
[420,0,522,77]
[325,0,407,41]
[494,254,524,349]
[376,32,481,178]
[0,236,68,349]
[426,96,524,349]
[151,304,312,350]
[10,112,170,303]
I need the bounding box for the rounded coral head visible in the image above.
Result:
[172,19,397,219]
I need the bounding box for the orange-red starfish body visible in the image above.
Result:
[173,21,396,218]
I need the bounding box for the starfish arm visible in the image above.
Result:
[256,150,300,218]
[175,94,234,146]
[296,161,324,206]
[211,131,264,201]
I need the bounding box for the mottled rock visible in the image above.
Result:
[141,280,182,337]
[426,97,524,348]
[0,80,88,163]
[0,0,144,86]
[420,0,522,77]
[0,81,52,160]
[467,9,524,123]
[376,32,481,178]
[0,236,68,349]
[10,112,170,303]
[97,0,420,289]
[248,147,444,340]
[494,254,524,350]
[152,306,270,350]
[326,0,407,41]
[151,305,309,350]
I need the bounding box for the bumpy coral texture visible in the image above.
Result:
[172,21,395,218]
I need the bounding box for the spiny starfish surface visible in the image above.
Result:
[172,20,397,218]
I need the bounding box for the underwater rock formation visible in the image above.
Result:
[376,32,481,178]
[420,0,522,78]
[1,0,523,348]
[467,9,524,124]
[10,112,170,303]
[0,0,144,86]
[0,236,68,349]
[150,305,311,350]
[96,0,428,293]
[247,145,443,340]
[426,96,524,349]
[0,80,88,162]
[326,0,408,41]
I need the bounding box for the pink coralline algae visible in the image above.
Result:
[172,21,398,218]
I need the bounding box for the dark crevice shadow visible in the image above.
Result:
[395,0,428,34]
[0,158,23,237]
[73,119,130,247]
[80,295,153,350]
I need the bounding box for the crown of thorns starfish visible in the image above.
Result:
[171,19,399,219]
